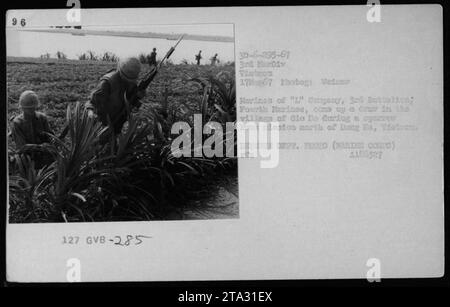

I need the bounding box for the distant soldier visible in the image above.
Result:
[10,90,54,150]
[195,50,202,65]
[10,90,54,168]
[210,53,219,66]
[85,57,145,136]
[147,48,157,67]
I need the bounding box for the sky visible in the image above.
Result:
[6,9,235,63]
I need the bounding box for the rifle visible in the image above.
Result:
[126,33,185,107]
[59,34,185,140]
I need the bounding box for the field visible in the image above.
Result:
[7,57,238,223]
[7,57,235,135]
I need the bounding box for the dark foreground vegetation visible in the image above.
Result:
[7,58,237,223]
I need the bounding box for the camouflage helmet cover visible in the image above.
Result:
[117,57,141,82]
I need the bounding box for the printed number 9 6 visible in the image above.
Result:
[12,18,26,27]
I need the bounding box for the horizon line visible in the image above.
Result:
[19,28,235,43]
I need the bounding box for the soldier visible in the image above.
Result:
[210,53,219,66]
[195,50,202,65]
[147,48,157,67]
[85,57,146,136]
[10,90,54,168]
[10,90,54,150]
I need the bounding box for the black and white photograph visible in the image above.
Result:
[7,15,238,223]
[3,4,445,285]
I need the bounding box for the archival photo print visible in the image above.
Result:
[4,5,444,284]
[6,15,238,223]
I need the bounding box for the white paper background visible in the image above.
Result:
[6,5,444,282]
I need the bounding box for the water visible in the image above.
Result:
[7,31,235,64]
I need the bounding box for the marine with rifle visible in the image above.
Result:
[195,50,202,65]
[60,35,184,139]
[147,48,157,67]
[210,53,219,66]
[85,56,145,135]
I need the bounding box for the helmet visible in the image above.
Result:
[19,90,39,109]
[118,57,141,82]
